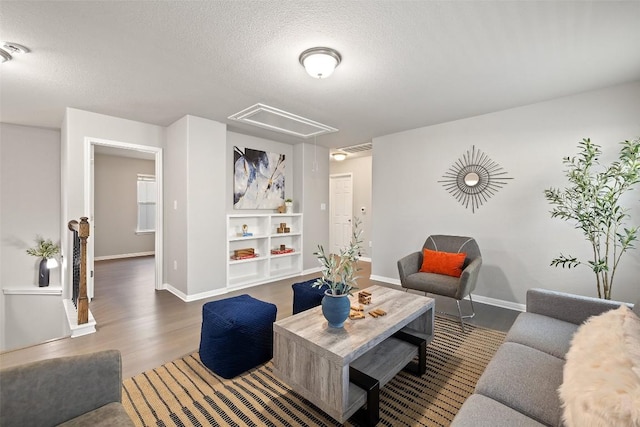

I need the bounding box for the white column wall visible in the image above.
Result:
[164,117,189,295]
[186,116,227,295]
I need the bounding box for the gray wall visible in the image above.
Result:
[330,156,372,258]
[372,81,640,305]
[94,154,155,258]
[1,123,65,350]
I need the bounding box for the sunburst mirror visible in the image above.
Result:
[439,145,513,213]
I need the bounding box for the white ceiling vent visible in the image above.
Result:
[228,103,338,139]
[341,142,372,153]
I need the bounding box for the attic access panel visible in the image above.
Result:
[228,103,338,139]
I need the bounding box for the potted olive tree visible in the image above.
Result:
[544,137,640,299]
[313,218,363,327]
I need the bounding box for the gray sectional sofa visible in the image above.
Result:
[0,350,134,427]
[451,288,640,427]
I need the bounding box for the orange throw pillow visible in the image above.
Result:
[420,249,466,278]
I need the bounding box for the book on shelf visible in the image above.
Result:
[230,253,259,260]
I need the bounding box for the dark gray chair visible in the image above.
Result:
[397,235,482,331]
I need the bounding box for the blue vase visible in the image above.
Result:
[321,290,350,328]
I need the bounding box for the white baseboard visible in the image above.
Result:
[369,274,525,312]
[370,274,401,286]
[163,269,316,302]
[162,283,228,302]
[469,294,526,312]
[95,251,155,261]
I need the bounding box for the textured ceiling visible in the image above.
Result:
[1,1,639,149]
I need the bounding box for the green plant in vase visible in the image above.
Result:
[313,218,363,327]
[544,137,640,299]
[26,236,60,287]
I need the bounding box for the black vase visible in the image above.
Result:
[38,258,49,287]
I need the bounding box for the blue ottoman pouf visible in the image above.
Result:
[292,279,328,314]
[199,294,277,379]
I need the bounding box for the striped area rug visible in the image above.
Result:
[122,316,505,426]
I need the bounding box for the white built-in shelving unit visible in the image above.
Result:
[226,213,303,288]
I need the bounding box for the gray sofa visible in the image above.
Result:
[451,288,640,427]
[0,350,134,427]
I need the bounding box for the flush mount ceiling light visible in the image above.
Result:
[332,152,347,161]
[0,41,30,63]
[299,47,341,79]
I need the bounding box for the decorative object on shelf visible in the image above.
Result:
[277,223,290,233]
[26,237,60,287]
[231,248,257,260]
[271,247,294,255]
[544,137,640,300]
[233,146,285,210]
[276,205,286,214]
[314,218,363,328]
[439,145,513,213]
[285,198,293,213]
[240,224,253,237]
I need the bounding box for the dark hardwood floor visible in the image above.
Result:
[1,256,519,378]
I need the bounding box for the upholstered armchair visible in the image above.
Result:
[397,235,482,330]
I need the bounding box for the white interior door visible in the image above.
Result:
[330,174,353,255]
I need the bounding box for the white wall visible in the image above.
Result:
[330,156,373,258]
[372,81,640,305]
[1,123,64,350]
[94,154,155,258]
[62,108,164,298]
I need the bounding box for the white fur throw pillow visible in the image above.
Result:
[559,305,640,427]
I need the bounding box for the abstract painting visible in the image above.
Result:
[233,146,285,209]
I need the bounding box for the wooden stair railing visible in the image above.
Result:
[68,217,90,325]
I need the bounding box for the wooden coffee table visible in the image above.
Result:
[273,285,435,424]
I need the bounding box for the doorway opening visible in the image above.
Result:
[85,138,163,299]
